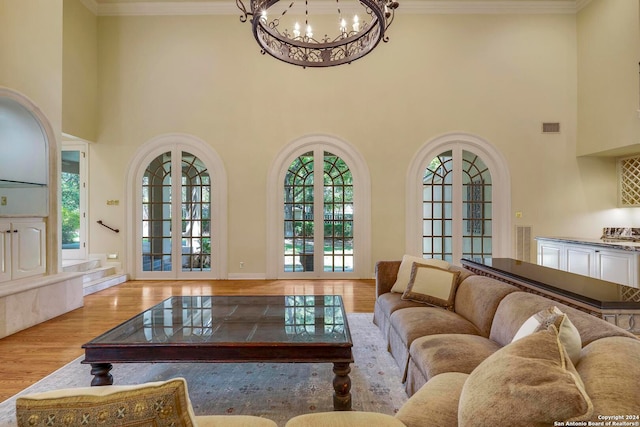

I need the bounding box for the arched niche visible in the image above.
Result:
[0,90,49,216]
[0,86,58,274]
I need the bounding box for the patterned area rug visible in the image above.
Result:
[0,313,408,426]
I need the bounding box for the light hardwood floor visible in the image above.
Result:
[0,279,376,402]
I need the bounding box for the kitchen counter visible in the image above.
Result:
[536,236,640,252]
[461,258,640,334]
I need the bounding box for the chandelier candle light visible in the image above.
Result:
[236,0,399,67]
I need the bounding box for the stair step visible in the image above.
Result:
[83,273,128,296]
[82,266,116,284]
[62,259,101,273]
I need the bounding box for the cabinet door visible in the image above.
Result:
[11,221,46,279]
[596,250,637,287]
[537,241,564,270]
[0,221,11,283]
[566,246,595,278]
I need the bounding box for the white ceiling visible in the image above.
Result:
[85,0,592,16]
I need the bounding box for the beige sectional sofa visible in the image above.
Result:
[370,258,640,426]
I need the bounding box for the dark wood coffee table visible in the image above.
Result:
[82,295,354,410]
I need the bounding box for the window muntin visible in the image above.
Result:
[181,152,211,272]
[142,152,172,272]
[284,151,314,272]
[461,150,492,262]
[422,151,453,262]
[323,152,353,272]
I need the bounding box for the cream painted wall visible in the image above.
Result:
[0,0,63,273]
[63,0,98,141]
[91,12,631,275]
[577,0,640,156]
[0,0,63,137]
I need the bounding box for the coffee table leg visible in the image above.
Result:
[90,363,113,386]
[332,362,352,411]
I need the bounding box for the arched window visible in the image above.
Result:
[407,133,511,264]
[126,134,227,279]
[268,135,371,278]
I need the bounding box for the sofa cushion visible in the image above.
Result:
[405,334,501,395]
[401,263,460,309]
[390,255,450,293]
[374,293,427,344]
[458,327,593,427]
[389,307,481,380]
[197,415,278,427]
[285,412,406,427]
[576,336,640,417]
[489,291,636,348]
[453,275,519,337]
[512,305,581,365]
[16,378,196,427]
[396,372,468,427]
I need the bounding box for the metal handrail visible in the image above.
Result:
[97,220,119,233]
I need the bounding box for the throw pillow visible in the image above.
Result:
[512,306,582,365]
[401,263,461,310]
[458,327,593,427]
[16,378,196,427]
[390,255,450,293]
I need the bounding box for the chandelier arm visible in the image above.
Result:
[236,0,252,22]
[240,0,398,67]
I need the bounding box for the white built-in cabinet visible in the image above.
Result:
[0,220,46,283]
[537,238,639,288]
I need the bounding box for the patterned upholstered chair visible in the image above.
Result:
[15,377,277,427]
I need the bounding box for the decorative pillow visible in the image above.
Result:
[512,306,582,365]
[16,378,196,427]
[458,327,593,427]
[401,263,460,310]
[390,255,450,293]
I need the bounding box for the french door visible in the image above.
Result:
[283,149,354,276]
[422,148,493,263]
[137,149,211,278]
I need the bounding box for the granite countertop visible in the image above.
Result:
[462,258,640,308]
[536,236,640,252]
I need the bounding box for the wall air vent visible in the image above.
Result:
[542,122,560,134]
[515,225,532,262]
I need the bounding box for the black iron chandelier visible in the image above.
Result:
[236,0,399,68]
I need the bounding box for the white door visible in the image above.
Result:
[12,221,46,279]
[61,142,88,260]
[0,221,11,282]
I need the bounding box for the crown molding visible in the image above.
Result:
[575,0,593,11]
[95,1,580,17]
[398,1,576,14]
[80,0,99,15]
[97,2,238,16]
